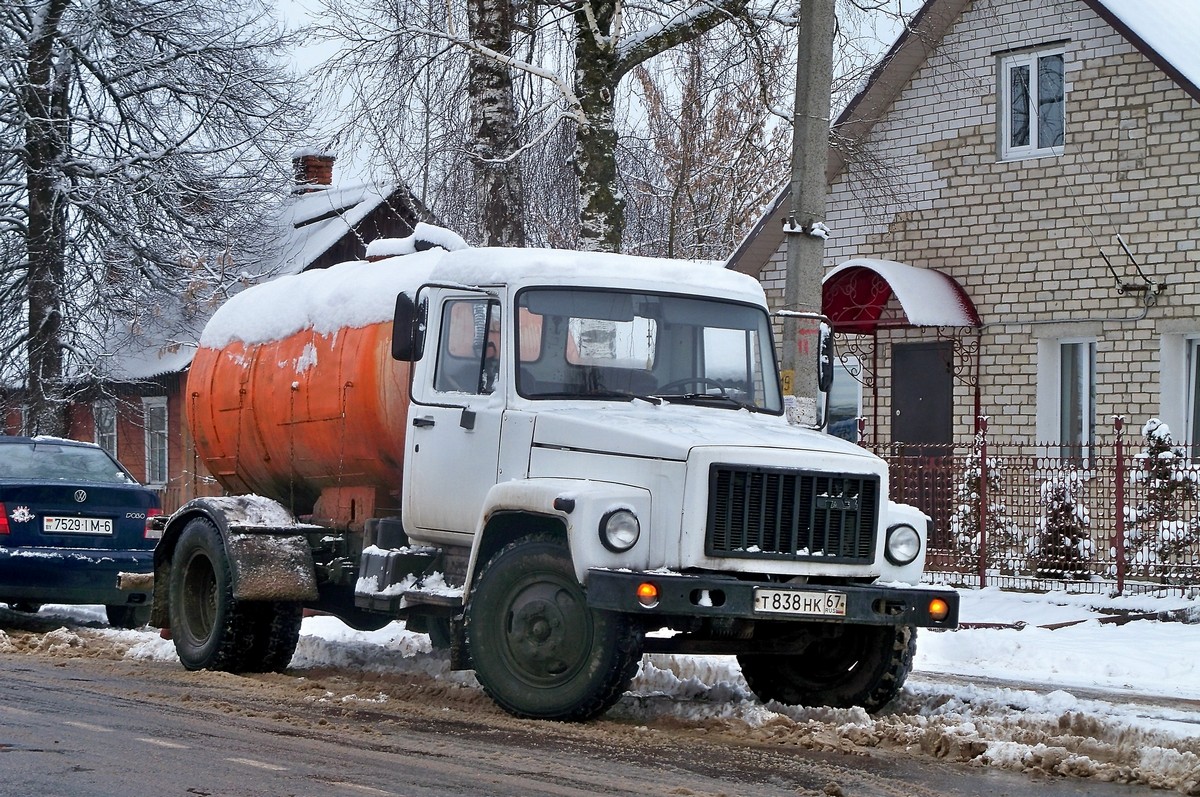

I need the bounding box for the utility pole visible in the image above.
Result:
[780,0,836,424]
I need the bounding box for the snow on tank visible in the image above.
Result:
[201,227,766,350]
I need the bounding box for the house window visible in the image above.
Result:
[94,400,117,458]
[1000,47,1065,160]
[1059,340,1095,459]
[142,397,168,486]
[1187,339,1200,456]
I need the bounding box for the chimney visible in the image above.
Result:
[292,151,335,193]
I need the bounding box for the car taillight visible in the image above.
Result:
[144,507,164,540]
[0,502,9,534]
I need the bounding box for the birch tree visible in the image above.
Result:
[315,0,798,252]
[1,0,309,435]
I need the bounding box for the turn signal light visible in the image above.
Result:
[636,582,659,608]
[928,597,950,622]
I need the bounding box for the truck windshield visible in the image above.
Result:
[515,288,783,413]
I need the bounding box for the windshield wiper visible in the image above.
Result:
[525,390,663,405]
[655,392,757,411]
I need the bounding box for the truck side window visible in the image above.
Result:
[434,299,500,394]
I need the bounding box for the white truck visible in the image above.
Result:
[150,231,958,721]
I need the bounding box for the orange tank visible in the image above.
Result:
[187,321,410,528]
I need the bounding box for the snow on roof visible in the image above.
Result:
[1092,0,1200,97]
[200,246,767,349]
[365,222,469,259]
[271,182,397,276]
[823,258,980,330]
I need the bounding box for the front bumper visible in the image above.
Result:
[585,568,958,628]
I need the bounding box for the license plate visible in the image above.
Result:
[753,588,846,617]
[43,516,113,535]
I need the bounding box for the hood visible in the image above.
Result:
[529,404,879,463]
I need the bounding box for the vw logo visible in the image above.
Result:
[74,490,87,503]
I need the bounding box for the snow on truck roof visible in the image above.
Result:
[199,241,767,349]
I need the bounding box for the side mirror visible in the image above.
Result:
[817,323,834,393]
[391,292,426,361]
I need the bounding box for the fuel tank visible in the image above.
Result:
[186,320,410,526]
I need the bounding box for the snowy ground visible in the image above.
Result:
[3,587,1199,793]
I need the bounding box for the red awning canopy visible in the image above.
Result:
[822,258,981,335]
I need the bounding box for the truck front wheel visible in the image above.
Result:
[738,624,916,713]
[464,536,643,721]
[168,517,258,672]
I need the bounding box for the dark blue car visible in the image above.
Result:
[0,436,161,628]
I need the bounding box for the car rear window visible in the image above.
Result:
[0,441,135,484]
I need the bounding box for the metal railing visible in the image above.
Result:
[872,418,1200,595]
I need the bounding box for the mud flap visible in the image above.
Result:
[226,532,319,602]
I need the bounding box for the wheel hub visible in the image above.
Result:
[503,584,588,681]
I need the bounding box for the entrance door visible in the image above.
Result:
[892,341,953,447]
[890,341,954,549]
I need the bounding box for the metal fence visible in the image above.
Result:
[872,418,1200,596]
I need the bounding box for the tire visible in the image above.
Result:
[106,603,152,629]
[464,535,643,721]
[243,601,304,673]
[168,517,258,672]
[738,625,916,713]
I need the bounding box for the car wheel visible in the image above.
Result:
[168,517,257,672]
[464,535,643,721]
[106,603,152,629]
[738,624,916,713]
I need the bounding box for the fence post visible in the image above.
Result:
[977,416,989,588]
[1114,416,1125,596]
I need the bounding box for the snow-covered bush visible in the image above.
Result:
[1030,469,1094,580]
[949,436,1022,572]
[1124,419,1200,583]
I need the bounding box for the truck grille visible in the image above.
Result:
[706,465,879,563]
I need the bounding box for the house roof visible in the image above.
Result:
[727,0,1200,277]
[99,181,414,381]
[273,182,401,277]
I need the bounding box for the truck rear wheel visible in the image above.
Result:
[244,601,304,673]
[738,624,916,713]
[168,517,258,672]
[464,535,643,721]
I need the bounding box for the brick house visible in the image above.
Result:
[2,154,432,512]
[730,0,1200,455]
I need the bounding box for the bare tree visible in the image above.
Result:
[314,1,801,252]
[621,35,791,259]
[0,0,310,435]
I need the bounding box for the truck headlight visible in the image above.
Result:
[599,509,640,552]
[885,523,921,566]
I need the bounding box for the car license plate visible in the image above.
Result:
[753,588,846,617]
[43,516,113,535]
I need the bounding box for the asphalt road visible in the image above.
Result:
[0,652,1159,797]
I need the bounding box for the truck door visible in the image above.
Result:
[404,292,504,540]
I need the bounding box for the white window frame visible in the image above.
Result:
[142,396,168,486]
[999,46,1065,161]
[94,399,117,458]
[1186,338,1200,456]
